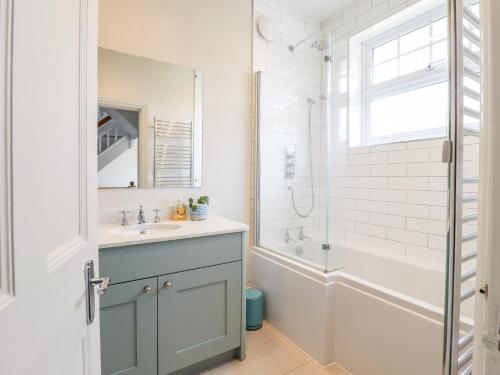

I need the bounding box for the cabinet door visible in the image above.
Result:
[158,262,242,374]
[100,277,158,375]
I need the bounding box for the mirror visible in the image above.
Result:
[97,48,203,188]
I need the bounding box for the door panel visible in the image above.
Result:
[100,278,158,375]
[158,262,242,374]
[0,0,99,373]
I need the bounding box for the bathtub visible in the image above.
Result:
[251,244,473,375]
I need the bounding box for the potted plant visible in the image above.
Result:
[188,196,209,220]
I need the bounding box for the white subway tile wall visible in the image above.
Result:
[252,0,479,269]
[253,0,327,245]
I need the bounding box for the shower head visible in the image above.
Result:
[289,38,329,53]
[288,30,329,53]
[310,39,329,52]
[307,97,316,105]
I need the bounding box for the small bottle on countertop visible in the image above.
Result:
[171,196,187,221]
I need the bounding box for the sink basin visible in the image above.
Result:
[110,223,182,236]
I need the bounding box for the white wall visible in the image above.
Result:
[98,139,138,188]
[253,0,326,245]
[323,0,479,269]
[98,0,252,223]
[253,0,480,269]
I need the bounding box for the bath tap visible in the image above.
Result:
[298,227,312,242]
[285,228,298,244]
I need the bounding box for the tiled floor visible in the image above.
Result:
[202,322,350,375]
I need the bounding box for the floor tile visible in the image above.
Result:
[204,321,350,375]
[286,362,350,375]
[246,322,281,351]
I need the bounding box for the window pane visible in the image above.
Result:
[373,39,398,64]
[372,59,398,84]
[400,25,430,54]
[432,17,447,40]
[399,47,429,75]
[432,40,447,63]
[369,82,447,139]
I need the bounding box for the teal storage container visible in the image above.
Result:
[246,288,263,330]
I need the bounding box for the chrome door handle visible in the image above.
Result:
[84,260,110,325]
[91,276,110,295]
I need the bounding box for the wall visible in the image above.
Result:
[98,140,138,187]
[253,0,479,269]
[253,0,328,245]
[323,0,479,268]
[98,0,252,223]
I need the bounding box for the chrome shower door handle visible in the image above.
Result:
[84,259,110,325]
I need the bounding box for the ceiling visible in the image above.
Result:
[269,0,354,23]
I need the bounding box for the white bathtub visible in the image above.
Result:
[251,245,473,375]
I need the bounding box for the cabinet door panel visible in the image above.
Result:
[158,262,241,374]
[100,277,157,375]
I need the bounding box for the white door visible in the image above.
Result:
[0,0,100,374]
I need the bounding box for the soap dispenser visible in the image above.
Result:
[172,195,187,220]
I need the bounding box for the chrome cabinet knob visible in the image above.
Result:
[143,286,152,294]
[163,281,172,289]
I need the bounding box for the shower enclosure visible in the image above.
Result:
[255,31,343,273]
[253,0,482,374]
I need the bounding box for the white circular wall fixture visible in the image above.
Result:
[257,16,276,42]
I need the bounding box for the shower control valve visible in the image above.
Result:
[285,145,297,180]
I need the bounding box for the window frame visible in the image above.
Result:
[361,7,449,145]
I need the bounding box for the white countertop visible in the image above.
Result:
[99,215,249,249]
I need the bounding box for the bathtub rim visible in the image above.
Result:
[251,245,474,330]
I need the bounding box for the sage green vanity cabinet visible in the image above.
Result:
[99,233,247,375]
[100,277,158,375]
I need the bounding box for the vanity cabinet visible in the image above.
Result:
[99,232,246,375]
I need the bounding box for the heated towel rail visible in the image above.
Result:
[445,2,481,375]
[153,117,193,187]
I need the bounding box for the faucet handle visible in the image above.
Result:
[119,210,131,226]
[153,208,162,223]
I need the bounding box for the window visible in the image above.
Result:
[362,11,449,144]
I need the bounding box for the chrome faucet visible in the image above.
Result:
[120,210,130,226]
[298,226,312,242]
[137,205,146,225]
[285,228,297,244]
[153,208,162,223]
